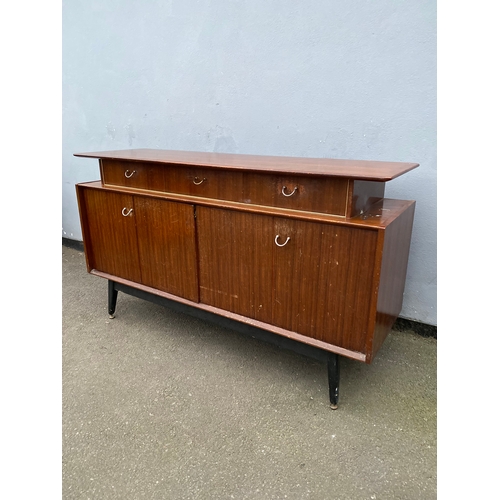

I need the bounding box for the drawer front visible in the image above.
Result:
[101,159,166,191]
[164,167,348,216]
[102,160,349,216]
[241,173,349,216]
[163,165,244,202]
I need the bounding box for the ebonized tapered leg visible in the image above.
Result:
[327,353,340,409]
[108,280,118,318]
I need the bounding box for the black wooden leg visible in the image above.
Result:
[327,353,340,409]
[108,280,118,318]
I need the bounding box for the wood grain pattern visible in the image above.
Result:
[367,201,416,362]
[134,197,199,302]
[163,165,245,201]
[75,184,94,273]
[275,175,348,215]
[101,159,166,191]
[197,207,378,354]
[77,185,200,302]
[101,162,349,216]
[197,207,274,323]
[78,187,142,283]
[272,218,377,352]
[75,148,419,181]
[140,164,349,216]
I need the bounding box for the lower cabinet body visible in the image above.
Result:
[77,182,415,405]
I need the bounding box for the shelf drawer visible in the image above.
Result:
[240,172,349,216]
[163,167,349,216]
[163,165,244,201]
[102,160,349,216]
[101,159,166,191]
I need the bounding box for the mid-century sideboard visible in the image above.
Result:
[75,149,418,408]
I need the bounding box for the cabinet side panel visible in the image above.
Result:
[370,202,416,360]
[134,197,199,302]
[197,207,274,323]
[76,185,93,272]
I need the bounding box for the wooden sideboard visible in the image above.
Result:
[75,149,418,408]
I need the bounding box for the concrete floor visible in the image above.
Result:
[62,244,437,499]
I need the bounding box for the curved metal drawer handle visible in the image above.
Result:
[124,170,136,178]
[121,207,133,217]
[275,235,291,247]
[281,186,298,197]
[193,177,207,185]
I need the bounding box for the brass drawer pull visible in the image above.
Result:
[193,177,207,185]
[274,235,291,247]
[281,186,298,197]
[121,207,133,217]
[124,170,136,178]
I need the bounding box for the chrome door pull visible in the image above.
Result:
[274,235,291,247]
[121,208,133,217]
[281,186,298,197]
[124,170,136,178]
[193,177,207,185]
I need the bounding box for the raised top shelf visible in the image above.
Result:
[74,148,418,181]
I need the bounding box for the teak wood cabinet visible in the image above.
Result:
[75,149,418,408]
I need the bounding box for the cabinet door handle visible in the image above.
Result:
[124,170,136,178]
[121,207,133,217]
[275,235,291,247]
[281,186,298,197]
[193,177,207,185]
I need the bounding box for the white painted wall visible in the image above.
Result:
[62,0,436,325]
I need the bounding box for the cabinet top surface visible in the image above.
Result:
[74,148,418,181]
